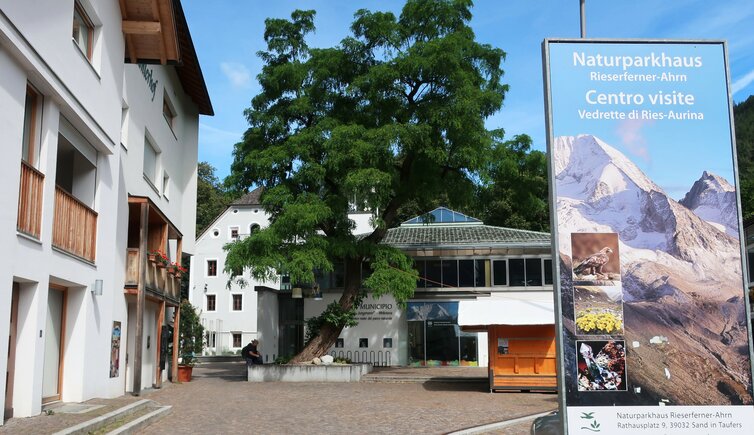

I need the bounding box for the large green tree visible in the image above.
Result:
[196,161,231,234]
[476,134,549,232]
[226,0,509,362]
[734,95,754,221]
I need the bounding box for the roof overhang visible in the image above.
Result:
[457,298,555,329]
[119,0,179,65]
[119,0,214,115]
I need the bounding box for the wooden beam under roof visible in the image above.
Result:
[122,20,161,35]
[120,0,179,64]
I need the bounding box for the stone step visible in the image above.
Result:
[52,399,171,435]
[362,375,488,383]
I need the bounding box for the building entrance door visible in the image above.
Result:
[278,296,304,360]
[42,285,66,403]
[4,284,19,419]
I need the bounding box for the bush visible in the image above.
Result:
[274,355,292,365]
[334,356,352,364]
[178,300,204,366]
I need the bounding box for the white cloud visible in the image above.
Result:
[220,62,251,88]
[616,119,653,163]
[200,123,242,138]
[731,68,754,96]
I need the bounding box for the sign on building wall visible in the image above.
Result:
[544,39,754,434]
[110,321,121,378]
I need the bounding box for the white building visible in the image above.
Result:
[189,188,374,361]
[193,200,553,367]
[0,0,211,422]
[189,188,270,356]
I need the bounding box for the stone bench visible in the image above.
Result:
[247,363,373,382]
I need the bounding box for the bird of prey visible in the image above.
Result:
[573,247,613,276]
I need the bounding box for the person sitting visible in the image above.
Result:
[242,339,263,365]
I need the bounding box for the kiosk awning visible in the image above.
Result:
[458,298,554,327]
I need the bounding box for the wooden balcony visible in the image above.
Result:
[125,248,181,302]
[17,160,44,238]
[53,186,97,262]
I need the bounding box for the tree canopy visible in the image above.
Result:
[196,161,236,235]
[734,95,754,221]
[476,134,549,232]
[225,0,512,361]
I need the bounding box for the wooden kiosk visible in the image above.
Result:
[458,299,556,392]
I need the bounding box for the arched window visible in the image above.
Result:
[249,223,261,234]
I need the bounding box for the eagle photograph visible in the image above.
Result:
[571,233,621,284]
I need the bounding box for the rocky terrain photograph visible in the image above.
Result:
[554,134,753,406]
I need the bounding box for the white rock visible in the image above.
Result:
[321,355,334,365]
[312,357,322,365]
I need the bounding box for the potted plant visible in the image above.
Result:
[169,262,187,278]
[177,299,204,382]
[148,250,169,268]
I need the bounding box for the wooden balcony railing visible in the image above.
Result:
[53,186,97,262]
[17,160,44,238]
[125,248,181,300]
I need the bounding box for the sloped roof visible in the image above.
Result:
[231,187,264,206]
[383,224,550,248]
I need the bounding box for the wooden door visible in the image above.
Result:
[42,285,66,403]
[4,284,19,419]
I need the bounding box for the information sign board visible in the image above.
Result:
[543,39,754,434]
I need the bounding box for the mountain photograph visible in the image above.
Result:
[555,134,753,406]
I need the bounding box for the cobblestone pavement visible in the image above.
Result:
[142,362,556,435]
[0,363,555,434]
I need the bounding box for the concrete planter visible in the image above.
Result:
[247,363,373,382]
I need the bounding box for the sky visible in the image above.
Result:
[548,41,735,199]
[182,0,754,182]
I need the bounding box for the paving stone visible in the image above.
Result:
[0,362,555,435]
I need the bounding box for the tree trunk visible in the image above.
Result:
[290,257,363,363]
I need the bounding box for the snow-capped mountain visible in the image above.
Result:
[679,171,739,237]
[554,134,740,294]
[554,134,751,406]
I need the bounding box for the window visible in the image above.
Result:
[22,86,41,166]
[232,333,242,348]
[207,260,217,277]
[509,259,526,286]
[441,260,458,288]
[359,338,368,348]
[425,260,441,288]
[120,104,129,149]
[143,135,159,185]
[163,94,176,131]
[206,294,216,311]
[232,294,242,311]
[72,2,94,60]
[230,227,239,241]
[383,338,393,348]
[335,338,344,348]
[526,258,543,286]
[249,223,260,234]
[493,260,507,286]
[162,172,170,199]
[211,228,220,238]
[544,259,553,285]
[458,260,475,287]
[475,259,490,287]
